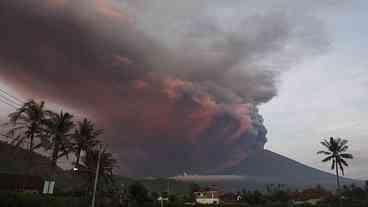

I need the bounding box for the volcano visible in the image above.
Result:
[220,150,356,185]
[174,149,358,189]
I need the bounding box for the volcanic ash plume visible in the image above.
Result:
[0,0,328,176]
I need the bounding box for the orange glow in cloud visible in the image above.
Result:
[0,0,271,175]
[227,104,252,142]
[162,78,190,99]
[113,55,133,66]
[189,95,218,142]
[132,80,148,89]
[95,0,129,20]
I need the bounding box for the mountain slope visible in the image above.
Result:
[217,149,357,186]
[0,141,82,191]
[0,140,55,175]
[171,150,359,191]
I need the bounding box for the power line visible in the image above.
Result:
[0,89,23,107]
[0,88,23,109]
[0,93,21,108]
[0,133,12,140]
[0,133,27,143]
[0,96,18,109]
[1,132,35,145]
[0,133,75,166]
[0,88,24,105]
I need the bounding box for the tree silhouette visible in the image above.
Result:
[81,148,116,191]
[44,111,75,168]
[317,137,353,193]
[5,100,50,161]
[72,118,102,169]
[128,181,150,206]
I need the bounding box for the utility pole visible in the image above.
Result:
[91,145,103,207]
[167,180,170,195]
[158,196,168,207]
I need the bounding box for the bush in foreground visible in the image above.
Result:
[0,192,88,207]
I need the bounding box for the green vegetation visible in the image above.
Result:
[44,111,75,168]
[1,99,118,206]
[3,99,113,177]
[72,118,102,169]
[6,100,49,155]
[317,137,354,207]
[80,148,117,191]
[0,192,88,207]
[2,184,368,207]
[317,137,354,191]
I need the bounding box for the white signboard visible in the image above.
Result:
[43,181,55,194]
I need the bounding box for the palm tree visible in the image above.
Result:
[72,118,102,169]
[317,137,354,192]
[5,100,49,155]
[44,111,75,168]
[81,148,116,191]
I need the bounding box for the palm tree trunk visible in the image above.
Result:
[335,161,340,191]
[50,138,60,186]
[29,134,34,153]
[28,133,34,173]
[52,139,60,168]
[75,148,82,168]
[335,159,341,207]
[24,133,34,190]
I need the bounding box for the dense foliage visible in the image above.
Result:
[0,192,88,207]
[317,137,354,191]
[1,100,118,206]
[1,182,368,207]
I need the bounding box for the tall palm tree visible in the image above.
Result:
[44,111,75,168]
[81,148,116,191]
[317,137,354,192]
[72,118,102,169]
[5,100,49,154]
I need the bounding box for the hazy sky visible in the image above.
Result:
[0,0,367,179]
[262,0,368,180]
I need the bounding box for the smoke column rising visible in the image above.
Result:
[0,0,328,176]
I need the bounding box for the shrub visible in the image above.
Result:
[0,192,89,207]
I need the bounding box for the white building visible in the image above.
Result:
[194,190,221,205]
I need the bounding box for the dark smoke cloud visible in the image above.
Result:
[0,0,328,176]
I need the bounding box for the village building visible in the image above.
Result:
[289,187,334,206]
[193,186,224,205]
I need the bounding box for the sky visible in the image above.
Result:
[0,0,367,179]
[262,0,368,180]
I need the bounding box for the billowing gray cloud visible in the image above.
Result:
[0,0,329,176]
